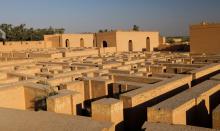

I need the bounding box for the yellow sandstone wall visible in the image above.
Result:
[95,31,159,52]
[0,86,26,110]
[61,34,94,48]
[190,23,220,54]
[116,31,159,52]
[0,41,49,52]
[44,34,94,48]
[44,34,61,48]
[96,31,117,48]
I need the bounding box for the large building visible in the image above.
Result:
[190,23,220,54]
[95,30,159,52]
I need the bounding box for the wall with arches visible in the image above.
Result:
[61,34,93,48]
[116,31,159,52]
[95,31,159,52]
[44,34,94,48]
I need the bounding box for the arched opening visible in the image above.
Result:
[80,38,84,47]
[103,41,108,48]
[128,40,133,51]
[65,39,70,48]
[146,37,150,51]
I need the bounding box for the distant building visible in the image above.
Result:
[95,30,159,52]
[190,23,220,54]
[172,38,182,43]
[45,30,160,52]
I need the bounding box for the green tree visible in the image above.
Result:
[0,23,65,41]
[133,25,140,31]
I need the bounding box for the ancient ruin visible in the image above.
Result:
[0,23,219,131]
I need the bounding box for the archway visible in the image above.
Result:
[103,41,108,48]
[146,37,150,51]
[128,40,133,51]
[80,38,84,47]
[65,39,70,48]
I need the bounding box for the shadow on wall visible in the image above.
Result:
[209,90,220,127]
[191,70,220,87]
[123,83,190,131]
[186,89,220,128]
[186,100,210,128]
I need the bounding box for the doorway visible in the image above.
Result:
[80,38,84,47]
[146,37,150,51]
[103,41,108,48]
[65,39,70,47]
[128,40,133,51]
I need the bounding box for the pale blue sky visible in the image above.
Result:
[0,0,220,36]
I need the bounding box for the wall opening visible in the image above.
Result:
[128,40,133,51]
[80,38,84,47]
[146,37,150,51]
[103,41,108,48]
[65,39,70,48]
[93,40,96,47]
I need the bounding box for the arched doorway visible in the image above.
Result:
[103,41,108,48]
[128,40,133,51]
[146,37,150,51]
[65,39,70,48]
[80,38,84,47]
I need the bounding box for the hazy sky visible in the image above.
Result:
[0,0,220,36]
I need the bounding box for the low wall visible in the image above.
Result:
[0,41,52,52]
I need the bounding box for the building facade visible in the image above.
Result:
[44,34,94,48]
[95,31,159,52]
[190,23,220,54]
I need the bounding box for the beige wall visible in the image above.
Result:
[190,23,220,54]
[44,34,94,48]
[23,86,47,110]
[0,41,50,52]
[44,34,61,48]
[96,31,159,52]
[116,31,159,52]
[61,34,94,48]
[0,31,160,52]
[96,32,117,48]
[0,86,26,110]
